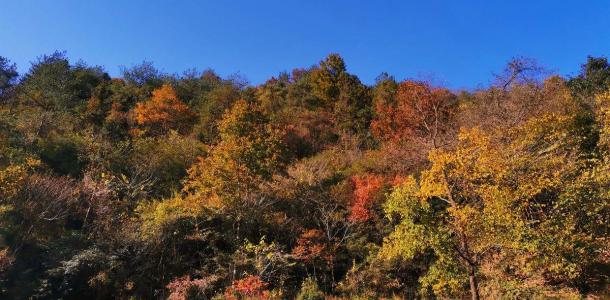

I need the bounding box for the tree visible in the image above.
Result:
[0,56,18,98]
[292,229,332,266]
[493,56,543,91]
[569,56,610,98]
[459,59,578,136]
[129,132,205,197]
[190,77,241,143]
[183,100,286,220]
[133,83,197,135]
[84,78,139,140]
[121,60,165,94]
[231,237,292,290]
[225,274,270,299]
[296,277,325,300]
[381,102,604,298]
[166,275,219,300]
[348,174,384,223]
[257,74,290,115]
[18,51,107,110]
[311,54,372,136]
[311,54,346,103]
[372,80,456,148]
[380,130,510,299]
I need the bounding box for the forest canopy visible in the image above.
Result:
[0,52,608,299]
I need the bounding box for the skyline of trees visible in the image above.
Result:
[0,52,608,299]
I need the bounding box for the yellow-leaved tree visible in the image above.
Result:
[183,99,287,223]
[381,100,606,299]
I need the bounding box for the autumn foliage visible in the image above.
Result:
[348,174,383,222]
[292,229,331,263]
[0,52,609,299]
[372,80,456,146]
[166,275,218,300]
[133,84,196,135]
[0,248,15,273]
[225,275,270,299]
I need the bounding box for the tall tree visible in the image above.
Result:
[381,104,604,298]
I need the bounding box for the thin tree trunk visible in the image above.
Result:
[469,268,480,300]
[329,257,335,290]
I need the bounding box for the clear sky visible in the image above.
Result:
[1,0,609,89]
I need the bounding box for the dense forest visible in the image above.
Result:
[0,52,608,299]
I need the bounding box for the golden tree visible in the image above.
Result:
[133,84,196,135]
[183,100,286,215]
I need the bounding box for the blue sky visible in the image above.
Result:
[1,0,609,89]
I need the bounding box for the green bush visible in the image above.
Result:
[296,277,325,300]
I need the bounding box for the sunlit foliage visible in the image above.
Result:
[133,84,196,135]
[0,53,607,299]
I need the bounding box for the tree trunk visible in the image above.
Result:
[469,268,480,300]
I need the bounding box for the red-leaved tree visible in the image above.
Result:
[348,174,384,222]
[372,80,456,148]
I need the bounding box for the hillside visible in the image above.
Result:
[0,53,609,299]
